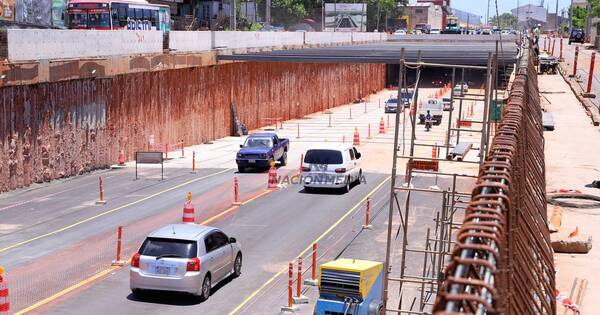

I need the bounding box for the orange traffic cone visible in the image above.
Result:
[118,150,126,166]
[268,162,278,189]
[182,192,195,224]
[379,117,386,134]
[0,266,9,315]
[353,127,360,146]
[432,144,437,158]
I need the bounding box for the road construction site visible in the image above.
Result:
[3,32,596,315]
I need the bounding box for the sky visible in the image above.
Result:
[415,0,574,21]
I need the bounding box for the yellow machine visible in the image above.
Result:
[315,259,384,315]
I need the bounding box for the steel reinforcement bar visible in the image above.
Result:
[432,43,555,314]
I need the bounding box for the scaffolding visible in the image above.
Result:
[382,47,502,314]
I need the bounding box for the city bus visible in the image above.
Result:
[67,0,170,32]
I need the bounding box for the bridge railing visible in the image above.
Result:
[432,41,556,314]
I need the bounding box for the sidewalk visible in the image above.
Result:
[538,73,600,313]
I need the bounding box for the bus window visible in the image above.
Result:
[143,9,150,20]
[151,10,158,27]
[69,11,88,28]
[118,6,127,27]
[135,8,142,19]
[88,10,110,28]
[127,7,134,20]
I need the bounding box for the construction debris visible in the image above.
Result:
[551,233,592,253]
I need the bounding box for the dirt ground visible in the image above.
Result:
[539,73,600,313]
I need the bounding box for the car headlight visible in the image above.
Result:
[260,153,267,159]
[237,153,243,158]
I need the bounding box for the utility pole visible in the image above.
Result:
[266,0,271,27]
[231,0,237,30]
[569,0,573,30]
[486,0,490,26]
[555,0,559,31]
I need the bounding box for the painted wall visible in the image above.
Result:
[0,62,386,192]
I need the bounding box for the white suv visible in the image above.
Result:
[302,144,363,193]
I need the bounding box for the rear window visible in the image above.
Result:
[304,149,343,164]
[139,237,197,258]
[386,98,398,103]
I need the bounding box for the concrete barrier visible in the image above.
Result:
[214,31,305,49]
[305,32,353,45]
[352,32,385,43]
[7,29,163,61]
[169,31,212,53]
[389,34,517,42]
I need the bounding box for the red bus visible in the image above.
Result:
[67,0,170,32]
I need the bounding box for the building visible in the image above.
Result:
[0,0,67,28]
[511,4,547,29]
[416,0,451,30]
[546,13,565,32]
[451,8,481,28]
[405,2,444,31]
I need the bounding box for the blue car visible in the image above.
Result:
[236,133,289,173]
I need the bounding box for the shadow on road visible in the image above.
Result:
[125,274,236,306]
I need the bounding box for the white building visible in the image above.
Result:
[511,4,547,28]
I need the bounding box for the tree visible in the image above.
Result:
[571,6,587,28]
[490,12,517,29]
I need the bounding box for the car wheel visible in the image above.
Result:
[342,177,351,193]
[279,152,287,166]
[200,274,211,301]
[234,253,242,277]
[355,169,363,184]
[237,165,245,173]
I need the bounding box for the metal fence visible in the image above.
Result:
[433,43,556,314]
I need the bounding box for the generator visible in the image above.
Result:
[314,258,384,315]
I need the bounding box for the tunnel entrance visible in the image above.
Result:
[385,64,511,90]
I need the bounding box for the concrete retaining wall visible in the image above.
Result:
[389,34,517,42]
[169,31,212,53]
[4,29,387,60]
[7,29,163,61]
[214,31,305,49]
[0,62,385,192]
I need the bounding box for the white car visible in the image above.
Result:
[130,224,242,300]
[302,144,362,193]
[394,29,407,35]
[430,28,441,34]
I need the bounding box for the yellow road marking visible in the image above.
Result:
[0,169,232,254]
[228,175,392,315]
[13,174,278,314]
[14,265,121,315]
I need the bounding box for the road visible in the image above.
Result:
[553,37,600,111]
[1,86,482,315]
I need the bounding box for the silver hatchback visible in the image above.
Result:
[130,224,242,301]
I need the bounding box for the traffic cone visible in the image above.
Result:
[118,150,126,166]
[353,127,360,146]
[379,117,386,134]
[0,266,8,315]
[268,162,278,189]
[432,145,437,158]
[182,192,195,224]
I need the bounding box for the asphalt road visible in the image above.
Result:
[0,87,481,315]
[38,173,390,315]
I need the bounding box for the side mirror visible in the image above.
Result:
[239,144,243,148]
[356,152,362,159]
[229,237,237,243]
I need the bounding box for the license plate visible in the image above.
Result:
[155,265,172,275]
[248,159,256,163]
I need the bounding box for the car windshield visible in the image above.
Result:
[387,98,398,103]
[244,137,273,148]
[139,237,197,258]
[304,149,343,164]
[443,98,451,102]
